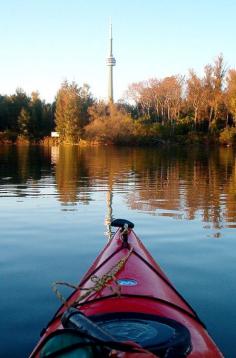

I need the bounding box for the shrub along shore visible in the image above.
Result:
[1,126,236,147]
[0,55,236,147]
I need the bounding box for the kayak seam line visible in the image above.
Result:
[79,246,124,287]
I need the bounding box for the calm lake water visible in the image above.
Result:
[0,145,236,357]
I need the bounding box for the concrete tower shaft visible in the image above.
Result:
[106,22,116,102]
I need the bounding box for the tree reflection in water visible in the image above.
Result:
[53,146,236,230]
[0,145,235,230]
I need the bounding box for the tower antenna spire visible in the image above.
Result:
[109,17,112,39]
[106,19,116,103]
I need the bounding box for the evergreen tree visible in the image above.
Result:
[10,88,31,132]
[30,91,44,139]
[41,102,55,137]
[18,108,31,138]
[0,95,9,131]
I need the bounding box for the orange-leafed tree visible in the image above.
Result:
[85,102,134,144]
[226,69,236,124]
[186,70,205,126]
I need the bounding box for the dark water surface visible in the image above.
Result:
[0,145,236,357]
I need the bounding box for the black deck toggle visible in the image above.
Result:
[111,219,134,229]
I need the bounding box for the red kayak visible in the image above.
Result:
[30,219,223,357]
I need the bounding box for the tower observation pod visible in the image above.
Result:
[107,22,116,103]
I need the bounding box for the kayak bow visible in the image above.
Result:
[30,219,223,357]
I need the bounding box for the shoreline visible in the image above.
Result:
[0,138,234,148]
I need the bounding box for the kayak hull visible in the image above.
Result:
[30,229,223,357]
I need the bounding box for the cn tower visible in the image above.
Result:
[106,22,116,103]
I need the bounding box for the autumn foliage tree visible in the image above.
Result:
[186,70,205,126]
[226,69,236,124]
[85,102,135,143]
[55,81,93,143]
[127,75,184,123]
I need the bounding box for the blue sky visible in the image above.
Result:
[0,0,235,102]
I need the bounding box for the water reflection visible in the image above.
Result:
[105,185,114,240]
[55,146,91,206]
[0,145,51,198]
[0,145,236,230]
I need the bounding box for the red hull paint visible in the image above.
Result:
[30,229,223,357]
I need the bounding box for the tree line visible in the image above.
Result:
[0,54,236,145]
[0,90,55,141]
[126,55,236,128]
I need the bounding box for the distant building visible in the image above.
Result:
[51,131,59,138]
[107,22,116,103]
